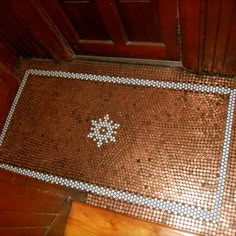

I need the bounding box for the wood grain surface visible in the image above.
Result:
[65,202,199,236]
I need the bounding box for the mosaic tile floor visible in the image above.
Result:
[0,60,236,235]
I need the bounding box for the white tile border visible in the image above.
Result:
[0,69,235,221]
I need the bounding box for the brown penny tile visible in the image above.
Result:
[0,59,235,235]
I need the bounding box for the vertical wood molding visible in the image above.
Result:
[221,0,236,74]
[179,0,206,73]
[39,0,81,53]
[155,0,180,60]
[3,0,74,61]
[95,0,128,44]
[203,0,222,72]
[31,0,74,60]
[0,2,50,57]
[210,0,235,73]
[201,0,236,74]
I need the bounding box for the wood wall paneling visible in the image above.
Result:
[213,0,236,74]
[0,0,73,60]
[0,2,48,58]
[223,1,236,74]
[0,0,180,63]
[203,0,222,73]
[203,0,236,74]
[39,0,81,53]
[1,0,236,74]
[179,0,206,73]
[194,0,236,75]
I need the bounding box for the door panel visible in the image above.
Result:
[116,0,163,42]
[60,0,180,60]
[62,0,109,40]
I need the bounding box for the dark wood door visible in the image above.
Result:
[59,0,180,60]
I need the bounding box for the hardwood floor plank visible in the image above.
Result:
[45,198,72,236]
[0,212,55,227]
[65,202,199,236]
[0,195,63,213]
[0,228,46,236]
[0,181,65,201]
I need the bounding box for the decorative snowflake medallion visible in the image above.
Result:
[87,114,120,147]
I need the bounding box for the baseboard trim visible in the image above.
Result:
[74,55,183,68]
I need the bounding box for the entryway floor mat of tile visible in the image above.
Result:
[1,59,236,235]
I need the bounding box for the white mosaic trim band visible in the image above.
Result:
[0,69,235,222]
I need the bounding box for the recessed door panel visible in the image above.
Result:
[60,0,180,60]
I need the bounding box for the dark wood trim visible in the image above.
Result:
[45,198,72,236]
[156,0,180,59]
[216,0,236,74]
[0,36,18,71]
[203,0,222,73]
[95,0,127,44]
[179,0,206,73]
[39,0,81,53]
[3,0,74,61]
[0,3,48,58]
[75,55,182,67]
[201,0,236,74]
[79,42,168,60]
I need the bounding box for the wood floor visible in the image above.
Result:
[0,169,199,236]
[65,202,199,236]
[0,169,85,236]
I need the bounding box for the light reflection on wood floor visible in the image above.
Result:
[65,202,199,236]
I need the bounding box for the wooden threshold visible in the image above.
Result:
[65,202,200,236]
[74,55,183,68]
